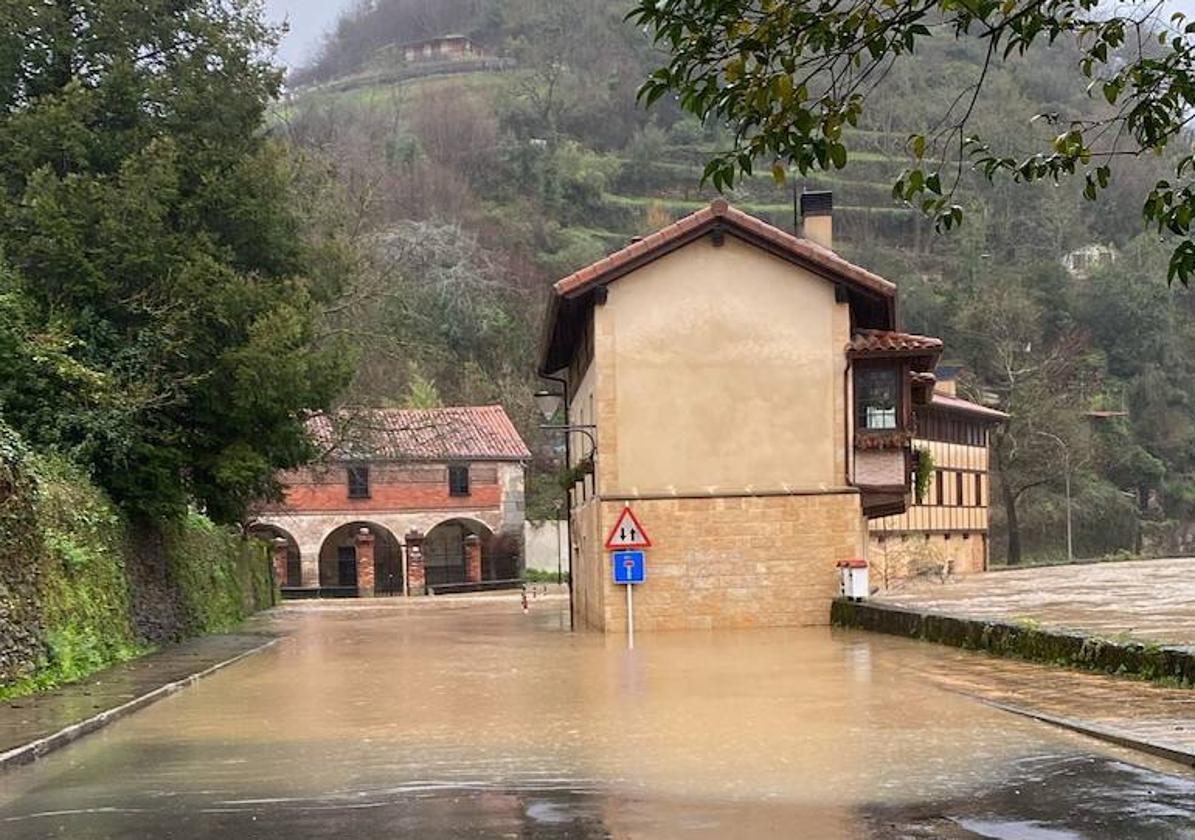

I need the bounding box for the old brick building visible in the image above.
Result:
[538,196,946,632]
[251,406,530,597]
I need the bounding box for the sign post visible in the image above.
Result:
[627,578,634,648]
[606,507,650,650]
[611,549,645,648]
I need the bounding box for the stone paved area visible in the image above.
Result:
[0,634,273,767]
[878,557,1195,645]
[909,643,1195,763]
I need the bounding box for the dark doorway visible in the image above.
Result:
[375,546,403,596]
[337,546,356,587]
[248,524,303,588]
[318,522,402,596]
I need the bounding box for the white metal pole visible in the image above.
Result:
[626,583,634,650]
[556,515,563,586]
[1065,453,1074,564]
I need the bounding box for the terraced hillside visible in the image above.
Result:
[284,0,1195,561]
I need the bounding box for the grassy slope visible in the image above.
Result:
[284,60,921,278]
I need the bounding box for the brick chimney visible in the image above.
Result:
[800,191,833,249]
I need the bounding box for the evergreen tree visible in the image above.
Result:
[0,1,352,523]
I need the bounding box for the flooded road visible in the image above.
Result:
[2,598,1194,838]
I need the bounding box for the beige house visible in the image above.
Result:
[538,196,944,632]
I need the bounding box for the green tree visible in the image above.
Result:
[402,367,444,409]
[631,0,1195,281]
[952,274,1095,564]
[0,1,352,523]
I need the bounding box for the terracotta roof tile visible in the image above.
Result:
[553,199,897,300]
[848,329,944,354]
[308,406,530,461]
[930,393,1009,421]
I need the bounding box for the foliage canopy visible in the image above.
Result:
[0,0,350,523]
[631,0,1195,282]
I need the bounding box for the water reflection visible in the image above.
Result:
[1,599,1194,838]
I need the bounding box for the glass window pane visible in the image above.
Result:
[856,368,900,430]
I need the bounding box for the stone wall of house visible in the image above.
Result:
[575,492,866,632]
[867,533,987,590]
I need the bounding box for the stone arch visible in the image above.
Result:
[248,523,302,588]
[317,521,403,595]
[422,517,520,585]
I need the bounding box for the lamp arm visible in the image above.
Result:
[539,424,597,459]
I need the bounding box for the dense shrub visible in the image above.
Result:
[0,420,277,700]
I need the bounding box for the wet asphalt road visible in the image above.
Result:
[1,598,1194,839]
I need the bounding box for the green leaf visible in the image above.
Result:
[911,133,926,159]
[829,142,848,169]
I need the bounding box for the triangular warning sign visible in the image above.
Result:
[604,506,651,549]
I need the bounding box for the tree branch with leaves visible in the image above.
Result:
[631,0,1195,281]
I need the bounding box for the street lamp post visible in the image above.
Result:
[554,500,564,587]
[533,389,598,456]
[1036,430,1073,564]
[534,389,598,630]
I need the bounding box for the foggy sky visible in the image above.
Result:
[264,0,1195,73]
[264,0,357,70]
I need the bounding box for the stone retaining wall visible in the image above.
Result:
[831,599,1195,687]
[1,419,277,697]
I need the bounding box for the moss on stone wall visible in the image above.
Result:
[0,421,44,687]
[165,514,275,636]
[34,456,145,690]
[0,420,278,700]
[831,599,1195,688]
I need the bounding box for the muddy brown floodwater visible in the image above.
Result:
[2,599,1195,839]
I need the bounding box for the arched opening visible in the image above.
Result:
[248,523,302,588]
[318,522,402,596]
[423,519,516,586]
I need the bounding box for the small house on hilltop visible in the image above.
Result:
[399,34,486,64]
[251,406,529,598]
[1062,242,1116,278]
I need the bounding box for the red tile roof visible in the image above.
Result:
[848,329,944,355]
[307,406,531,461]
[930,392,1009,421]
[553,199,896,300]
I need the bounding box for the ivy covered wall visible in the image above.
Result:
[0,420,277,698]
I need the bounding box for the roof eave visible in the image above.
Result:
[328,453,530,463]
[541,206,902,374]
[928,403,1009,423]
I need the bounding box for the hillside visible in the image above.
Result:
[281,0,1193,562]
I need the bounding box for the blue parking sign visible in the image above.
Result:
[612,550,645,584]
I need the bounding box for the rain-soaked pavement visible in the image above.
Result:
[878,557,1195,645]
[2,598,1195,839]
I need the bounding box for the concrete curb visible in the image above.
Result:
[0,636,279,773]
[831,599,1195,686]
[973,696,1195,768]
